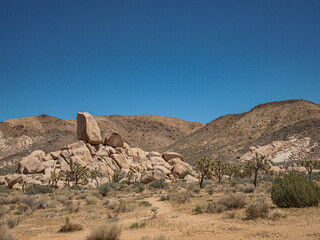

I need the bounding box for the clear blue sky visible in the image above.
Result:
[1,0,320,123]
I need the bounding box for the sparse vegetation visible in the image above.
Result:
[301,159,320,180]
[246,152,271,187]
[149,179,167,189]
[26,184,53,195]
[99,182,117,197]
[245,202,270,219]
[218,193,246,210]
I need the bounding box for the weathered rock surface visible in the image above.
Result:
[103,132,124,148]
[162,152,183,161]
[77,112,102,144]
[17,156,44,174]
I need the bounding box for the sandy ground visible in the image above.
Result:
[4,186,319,240]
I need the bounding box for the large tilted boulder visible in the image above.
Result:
[141,170,165,184]
[17,156,44,174]
[110,154,130,169]
[77,112,102,144]
[103,131,124,148]
[162,152,183,161]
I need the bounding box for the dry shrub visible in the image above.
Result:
[103,200,119,210]
[59,217,83,232]
[0,223,17,240]
[269,209,286,220]
[205,185,214,195]
[86,197,98,205]
[20,196,37,208]
[187,183,200,193]
[6,216,20,229]
[86,223,122,240]
[17,203,29,212]
[243,185,255,193]
[65,200,81,213]
[1,195,20,205]
[113,200,131,213]
[170,192,191,204]
[218,193,246,210]
[34,196,57,209]
[245,202,270,220]
[141,234,170,240]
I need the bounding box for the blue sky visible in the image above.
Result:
[1,0,319,123]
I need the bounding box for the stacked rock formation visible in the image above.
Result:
[1,112,197,189]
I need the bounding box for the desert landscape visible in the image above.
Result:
[0,101,319,240]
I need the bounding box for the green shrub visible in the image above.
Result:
[179,171,191,179]
[149,179,167,189]
[26,184,53,195]
[132,182,145,193]
[129,221,146,229]
[271,173,320,208]
[139,201,151,207]
[99,182,117,197]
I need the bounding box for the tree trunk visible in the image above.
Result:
[253,169,258,187]
[309,170,312,180]
[200,175,205,188]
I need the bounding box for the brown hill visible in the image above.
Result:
[164,99,320,164]
[0,114,204,169]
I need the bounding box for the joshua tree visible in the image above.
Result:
[195,156,214,188]
[90,168,102,187]
[229,165,241,178]
[246,152,271,187]
[72,162,89,186]
[212,160,230,184]
[49,170,64,188]
[301,159,319,180]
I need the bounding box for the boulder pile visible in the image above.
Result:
[1,112,197,189]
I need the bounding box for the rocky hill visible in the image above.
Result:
[164,100,320,164]
[0,114,203,172]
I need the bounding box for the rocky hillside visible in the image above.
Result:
[0,114,204,171]
[164,100,320,164]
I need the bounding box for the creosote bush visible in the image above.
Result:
[99,183,117,197]
[26,184,53,195]
[271,173,320,208]
[59,217,83,232]
[86,223,122,240]
[132,182,145,193]
[149,179,167,189]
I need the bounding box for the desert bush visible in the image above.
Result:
[59,217,83,232]
[139,201,151,207]
[114,200,131,213]
[64,200,81,213]
[26,184,53,195]
[141,235,170,240]
[6,216,20,229]
[99,183,117,197]
[132,182,145,193]
[243,185,255,193]
[269,209,286,220]
[86,197,98,205]
[205,202,226,213]
[103,200,119,210]
[130,221,146,229]
[149,179,167,189]
[218,193,246,210]
[170,192,191,204]
[159,194,170,201]
[192,204,205,214]
[271,173,320,208]
[245,202,270,219]
[179,171,191,179]
[187,183,200,193]
[0,223,17,240]
[34,196,57,209]
[205,185,214,195]
[86,223,122,240]
[1,195,20,205]
[20,195,37,208]
[17,203,29,212]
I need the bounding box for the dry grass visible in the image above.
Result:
[86,223,122,240]
[58,217,83,232]
[218,193,246,210]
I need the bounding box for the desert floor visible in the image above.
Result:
[1,180,320,240]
